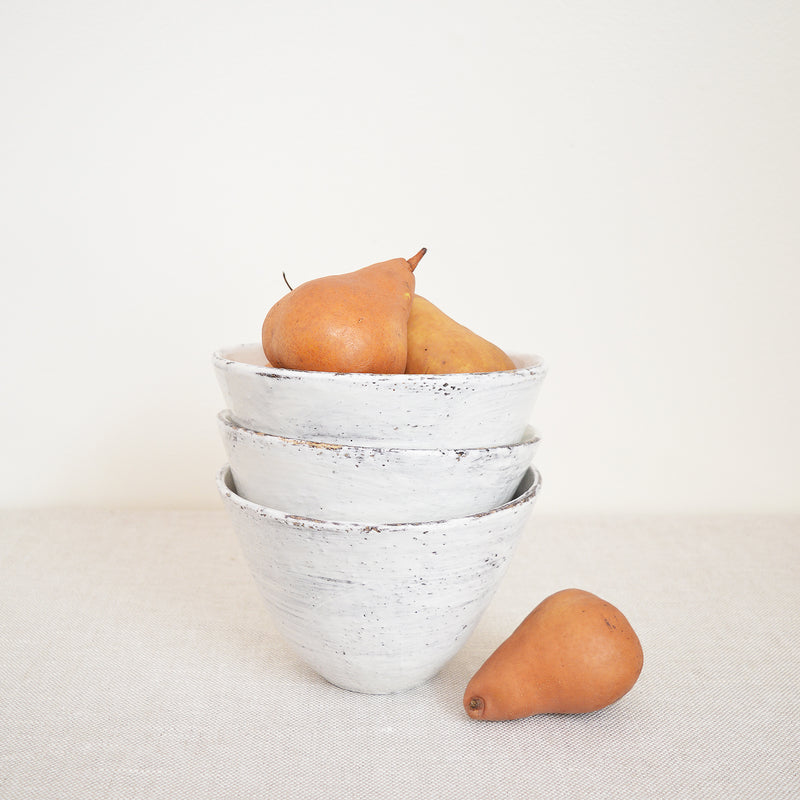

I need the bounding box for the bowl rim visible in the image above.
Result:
[217,409,541,453]
[213,343,547,380]
[216,463,542,531]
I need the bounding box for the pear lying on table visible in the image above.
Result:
[464,588,644,720]
[405,295,516,374]
[262,248,426,373]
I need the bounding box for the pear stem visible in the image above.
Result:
[407,247,427,272]
[282,272,294,291]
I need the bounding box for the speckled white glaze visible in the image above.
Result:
[213,343,546,449]
[216,464,542,694]
[217,411,540,524]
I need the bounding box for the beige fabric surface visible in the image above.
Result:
[1,510,798,799]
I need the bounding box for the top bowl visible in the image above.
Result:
[213,343,546,449]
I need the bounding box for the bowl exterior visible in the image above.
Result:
[217,413,540,524]
[213,344,546,449]
[216,465,541,694]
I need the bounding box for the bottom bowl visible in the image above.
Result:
[216,464,542,694]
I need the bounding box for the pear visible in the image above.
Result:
[463,589,644,720]
[405,295,516,374]
[262,248,426,373]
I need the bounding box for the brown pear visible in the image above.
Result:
[405,295,516,374]
[262,248,426,373]
[464,589,643,720]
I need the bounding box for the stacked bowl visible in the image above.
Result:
[213,342,547,694]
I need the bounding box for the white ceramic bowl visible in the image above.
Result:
[217,464,542,694]
[217,411,540,524]
[213,343,546,449]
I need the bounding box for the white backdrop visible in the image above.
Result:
[1,0,798,512]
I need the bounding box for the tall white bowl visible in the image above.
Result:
[213,343,546,449]
[217,411,540,524]
[217,464,542,694]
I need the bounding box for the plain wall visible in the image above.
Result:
[1,0,798,513]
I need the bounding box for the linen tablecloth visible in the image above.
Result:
[1,510,797,798]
